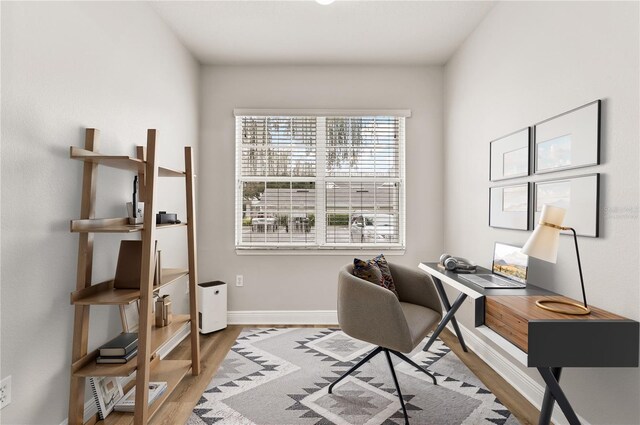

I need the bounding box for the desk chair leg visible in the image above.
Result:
[432,277,469,352]
[537,367,581,425]
[390,350,437,385]
[328,346,383,394]
[423,291,468,353]
[384,349,410,425]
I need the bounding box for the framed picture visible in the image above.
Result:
[534,100,600,174]
[119,300,139,332]
[89,376,124,420]
[489,183,530,230]
[490,127,530,181]
[533,173,599,237]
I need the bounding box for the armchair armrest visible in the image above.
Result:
[337,265,412,352]
[389,263,442,315]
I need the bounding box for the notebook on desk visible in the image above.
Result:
[460,242,528,289]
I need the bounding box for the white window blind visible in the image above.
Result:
[235,111,406,250]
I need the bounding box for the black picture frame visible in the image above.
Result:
[489,127,531,181]
[533,173,600,237]
[489,183,530,231]
[534,100,601,174]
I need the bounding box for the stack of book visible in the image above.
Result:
[96,333,138,364]
[114,382,168,412]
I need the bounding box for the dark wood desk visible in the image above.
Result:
[418,262,639,425]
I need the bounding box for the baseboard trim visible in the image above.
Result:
[228,310,338,325]
[158,321,191,358]
[453,322,590,425]
[455,323,545,402]
[58,398,97,425]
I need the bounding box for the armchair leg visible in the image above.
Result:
[384,349,410,425]
[390,350,437,386]
[328,346,383,394]
[329,345,437,425]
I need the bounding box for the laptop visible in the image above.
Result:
[460,242,528,289]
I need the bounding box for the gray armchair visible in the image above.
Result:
[328,262,443,425]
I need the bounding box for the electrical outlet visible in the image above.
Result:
[0,375,11,409]
[236,275,244,287]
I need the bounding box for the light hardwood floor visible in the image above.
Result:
[94,326,541,425]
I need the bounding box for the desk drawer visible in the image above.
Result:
[485,295,638,366]
[485,297,529,352]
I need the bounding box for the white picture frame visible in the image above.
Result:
[533,174,600,237]
[90,376,124,420]
[534,100,600,174]
[489,183,530,230]
[119,300,140,332]
[490,128,530,181]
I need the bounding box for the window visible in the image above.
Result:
[235,109,408,250]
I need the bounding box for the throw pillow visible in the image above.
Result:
[372,254,399,298]
[353,255,399,298]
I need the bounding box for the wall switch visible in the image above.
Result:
[0,375,11,409]
[236,275,244,287]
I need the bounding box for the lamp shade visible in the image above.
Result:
[521,204,566,263]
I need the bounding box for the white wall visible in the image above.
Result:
[444,2,639,424]
[0,2,198,423]
[199,66,443,313]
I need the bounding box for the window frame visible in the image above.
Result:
[235,109,409,252]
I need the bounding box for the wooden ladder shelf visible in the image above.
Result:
[67,128,200,425]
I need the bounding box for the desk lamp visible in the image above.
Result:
[521,204,591,315]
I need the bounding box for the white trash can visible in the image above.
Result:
[198,281,227,334]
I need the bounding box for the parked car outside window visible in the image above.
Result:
[350,214,396,243]
[251,213,277,232]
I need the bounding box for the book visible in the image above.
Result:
[96,348,138,364]
[114,382,168,412]
[113,239,160,289]
[89,376,124,420]
[98,332,138,356]
[113,240,142,289]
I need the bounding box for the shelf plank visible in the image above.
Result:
[71,269,189,305]
[70,147,145,172]
[156,268,190,291]
[70,219,187,233]
[157,222,188,230]
[72,316,190,377]
[147,359,191,419]
[71,218,136,233]
[70,147,185,177]
[98,360,191,424]
[158,167,185,178]
[70,280,137,305]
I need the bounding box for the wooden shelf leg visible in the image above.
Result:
[68,129,99,425]
[136,146,147,202]
[133,130,159,425]
[185,146,201,375]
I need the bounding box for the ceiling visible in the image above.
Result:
[151,1,496,66]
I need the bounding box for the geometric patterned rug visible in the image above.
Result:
[187,328,520,425]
